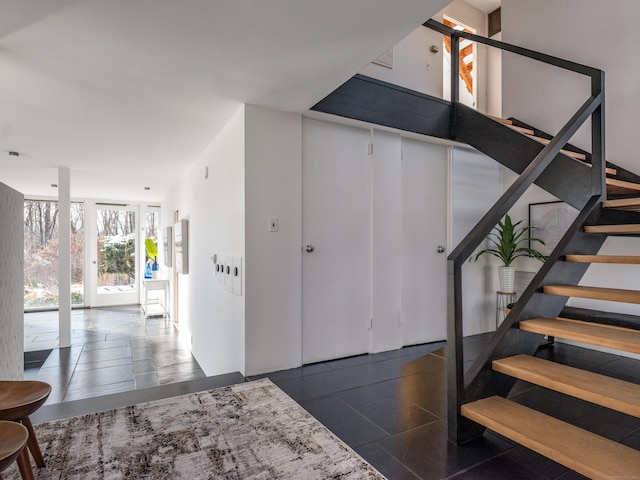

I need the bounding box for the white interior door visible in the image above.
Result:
[302,118,371,364]
[401,138,448,344]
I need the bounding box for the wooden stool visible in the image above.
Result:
[0,381,51,469]
[0,421,33,480]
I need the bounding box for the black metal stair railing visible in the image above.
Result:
[423,19,606,444]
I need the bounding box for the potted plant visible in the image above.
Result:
[471,214,546,292]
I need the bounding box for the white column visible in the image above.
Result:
[58,167,71,347]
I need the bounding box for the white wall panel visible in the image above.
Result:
[0,182,24,380]
[371,130,403,353]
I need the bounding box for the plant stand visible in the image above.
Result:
[496,291,517,329]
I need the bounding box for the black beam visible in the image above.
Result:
[454,104,593,210]
[311,74,452,139]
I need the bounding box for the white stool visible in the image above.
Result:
[142,279,169,318]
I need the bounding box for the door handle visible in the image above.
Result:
[436,245,446,254]
[305,245,315,253]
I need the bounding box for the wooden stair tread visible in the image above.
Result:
[603,197,640,212]
[544,284,640,303]
[493,355,640,417]
[585,163,617,175]
[525,135,587,160]
[490,115,513,125]
[461,396,640,480]
[565,254,640,264]
[507,124,535,135]
[519,317,640,353]
[584,224,640,234]
[607,178,640,195]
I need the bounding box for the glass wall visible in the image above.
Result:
[24,200,84,309]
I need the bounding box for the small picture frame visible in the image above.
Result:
[528,201,579,256]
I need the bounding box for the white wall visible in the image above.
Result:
[244,105,302,376]
[502,0,640,171]
[486,31,502,117]
[162,106,246,377]
[503,0,640,345]
[359,0,493,113]
[450,147,504,335]
[359,25,444,98]
[0,182,24,380]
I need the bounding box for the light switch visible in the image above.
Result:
[225,256,233,292]
[232,256,242,296]
[216,261,224,284]
[269,217,278,232]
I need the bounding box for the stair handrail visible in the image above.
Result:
[424,19,605,444]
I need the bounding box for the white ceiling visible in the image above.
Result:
[0,0,452,202]
[463,0,500,13]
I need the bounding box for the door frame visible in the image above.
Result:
[88,202,140,307]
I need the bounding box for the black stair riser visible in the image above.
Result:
[559,306,640,330]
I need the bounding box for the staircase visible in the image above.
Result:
[456,119,640,477]
[427,18,640,479]
[311,18,640,479]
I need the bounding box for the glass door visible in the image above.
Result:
[93,205,139,306]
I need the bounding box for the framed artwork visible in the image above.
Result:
[174,219,189,274]
[528,201,579,256]
[163,226,172,268]
[372,47,393,68]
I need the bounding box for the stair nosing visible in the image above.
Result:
[584,224,640,234]
[564,254,640,264]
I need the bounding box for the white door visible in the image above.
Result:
[401,138,448,344]
[92,204,140,307]
[302,118,371,364]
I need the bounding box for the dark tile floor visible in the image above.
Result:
[24,306,206,404]
[23,313,640,480]
[250,338,640,480]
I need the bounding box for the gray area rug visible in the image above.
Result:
[5,378,385,479]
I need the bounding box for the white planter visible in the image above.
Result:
[498,266,515,293]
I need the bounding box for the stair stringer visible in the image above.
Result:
[453,103,593,210]
[451,197,607,445]
[508,118,640,189]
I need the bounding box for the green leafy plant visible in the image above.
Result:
[145,238,158,261]
[471,214,546,266]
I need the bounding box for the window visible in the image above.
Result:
[24,200,85,309]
